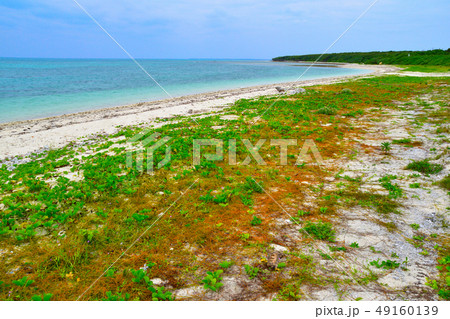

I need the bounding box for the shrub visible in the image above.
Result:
[250,215,262,226]
[438,175,450,190]
[301,220,335,241]
[406,159,443,174]
[131,213,150,223]
[242,177,263,194]
[381,142,391,153]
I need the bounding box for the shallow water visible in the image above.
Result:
[0,59,368,123]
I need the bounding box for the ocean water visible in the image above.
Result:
[0,59,369,123]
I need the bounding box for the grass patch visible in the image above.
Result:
[341,191,401,215]
[436,125,449,134]
[301,220,335,241]
[437,175,450,191]
[400,65,450,73]
[316,107,337,115]
[392,138,422,147]
[406,159,444,174]
[379,175,403,198]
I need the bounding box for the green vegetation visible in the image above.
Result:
[317,106,337,115]
[438,175,450,191]
[31,293,53,301]
[400,65,450,73]
[201,270,224,292]
[0,75,448,300]
[250,215,262,226]
[273,49,450,66]
[219,261,234,269]
[277,262,286,269]
[370,259,400,270]
[103,291,131,301]
[380,142,391,153]
[148,285,173,301]
[426,255,450,300]
[392,138,422,147]
[379,175,403,199]
[131,269,148,284]
[301,220,335,241]
[341,191,400,215]
[392,138,412,144]
[406,159,444,174]
[329,245,346,252]
[13,276,34,288]
[244,264,259,279]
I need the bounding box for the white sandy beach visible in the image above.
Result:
[0,63,399,160]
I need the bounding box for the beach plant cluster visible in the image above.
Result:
[301,220,335,242]
[380,142,392,153]
[244,264,259,279]
[202,270,224,292]
[426,255,450,300]
[379,175,403,199]
[406,159,444,174]
[369,259,400,270]
[0,75,448,300]
[130,268,173,301]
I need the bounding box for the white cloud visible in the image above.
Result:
[10,0,373,29]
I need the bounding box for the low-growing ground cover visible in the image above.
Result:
[0,75,448,301]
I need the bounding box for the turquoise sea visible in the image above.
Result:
[0,59,369,123]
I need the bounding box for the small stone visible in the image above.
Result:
[150,278,168,286]
[287,88,306,95]
[174,286,203,299]
[269,243,289,253]
[35,228,48,237]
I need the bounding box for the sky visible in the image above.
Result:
[0,0,449,59]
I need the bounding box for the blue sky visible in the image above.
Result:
[1,0,449,59]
